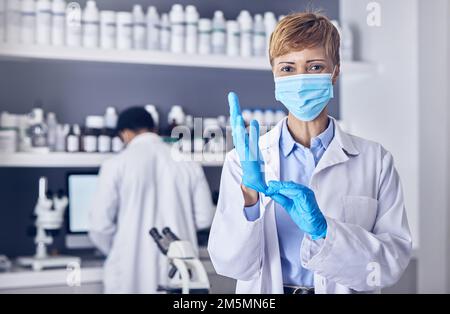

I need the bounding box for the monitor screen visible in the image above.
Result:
[68,174,99,233]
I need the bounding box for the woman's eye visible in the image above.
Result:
[308,64,325,72]
[280,66,294,72]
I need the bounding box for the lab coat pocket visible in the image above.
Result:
[342,196,378,232]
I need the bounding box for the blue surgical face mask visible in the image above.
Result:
[274,70,335,121]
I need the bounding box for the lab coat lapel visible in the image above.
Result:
[312,117,360,179]
[312,137,349,178]
[260,119,283,209]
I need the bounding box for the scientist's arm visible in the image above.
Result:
[88,159,120,255]
[300,150,412,291]
[207,150,265,281]
[190,162,214,230]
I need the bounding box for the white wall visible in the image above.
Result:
[417,0,450,293]
[339,0,419,247]
[340,0,450,293]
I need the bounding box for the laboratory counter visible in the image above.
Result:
[0,247,236,294]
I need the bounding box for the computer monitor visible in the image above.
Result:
[65,173,99,249]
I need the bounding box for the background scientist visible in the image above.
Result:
[89,107,214,293]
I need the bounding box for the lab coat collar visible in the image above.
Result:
[279,117,335,158]
[127,132,161,148]
[261,116,359,155]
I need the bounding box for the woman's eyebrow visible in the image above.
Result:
[277,61,296,65]
[306,59,326,63]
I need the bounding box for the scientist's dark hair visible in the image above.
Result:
[116,106,155,133]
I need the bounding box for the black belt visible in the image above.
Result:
[283,285,315,295]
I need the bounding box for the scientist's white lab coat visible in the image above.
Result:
[89,132,214,293]
[208,117,412,294]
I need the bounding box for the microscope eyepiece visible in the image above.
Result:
[149,228,170,255]
[162,227,180,242]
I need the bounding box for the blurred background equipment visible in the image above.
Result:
[17,177,81,271]
[150,227,209,294]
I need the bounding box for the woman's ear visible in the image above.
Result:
[332,65,340,85]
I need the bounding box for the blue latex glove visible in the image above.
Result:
[228,91,268,194]
[266,181,327,240]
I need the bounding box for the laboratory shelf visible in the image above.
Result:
[0,44,270,70]
[0,152,225,168]
[0,44,377,75]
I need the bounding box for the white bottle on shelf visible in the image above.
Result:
[146,6,159,50]
[51,0,66,46]
[67,124,80,153]
[169,4,184,53]
[168,105,185,124]
[112,135,123,152]
[238,10,253,57]
[116,11,132,50]
[226,20,239,57]
[46,112,57,151]
[20,0,36,44]
[104,106,117,129]
[65,1,82,47]
[82,0,99,48]
[198,18,211,55]
[6,0,21,43]
[0,0,5,42]
[132,4,145,50]
[28,106,48,150]
[83,115,103,153]
[275,109,286,123]
[55,124,69,152]
[212,10,226,55]
[264,109,276,128]
[106,109,120,152]
[252,14,265,57]
[264,11,277,54]
[252,109,265,126]
[98,129,111,153]
[36,0,52,45]
[98,111,112,153]
[100,10,116,49]
[159,12,170,51]
[184,5,198,54]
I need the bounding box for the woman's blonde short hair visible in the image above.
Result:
[269,12,340,67]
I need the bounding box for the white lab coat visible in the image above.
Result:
[208,117,412,294]
[89,132,214,293]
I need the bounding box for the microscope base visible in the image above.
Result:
[17,256,81,271]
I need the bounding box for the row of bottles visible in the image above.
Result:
[0,0,283,58]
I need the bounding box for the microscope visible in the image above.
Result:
[150,227,210,294]
[17,177,80,271]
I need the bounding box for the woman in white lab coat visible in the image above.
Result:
[208,12,412,294]
[89,107,214,293]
